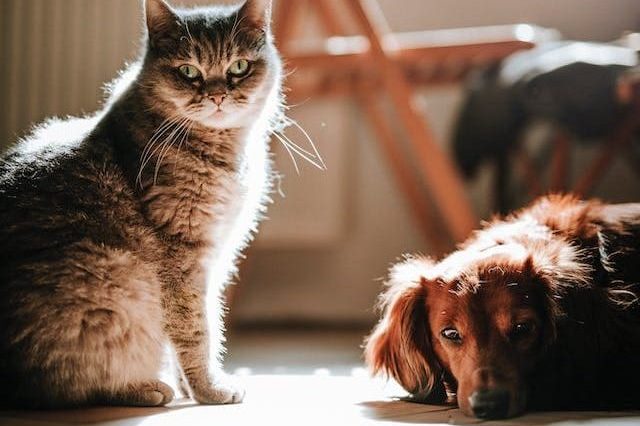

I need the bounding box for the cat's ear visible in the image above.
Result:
[239,0,272,29]
[144,0,181,46]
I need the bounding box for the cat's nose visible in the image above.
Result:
[210,93,226,106]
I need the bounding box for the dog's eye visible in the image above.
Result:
[510,322,536,340]
[441,327,462,343]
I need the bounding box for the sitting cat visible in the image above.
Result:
[0,0,282,408]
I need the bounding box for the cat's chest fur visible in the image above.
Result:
[140,127,270,256]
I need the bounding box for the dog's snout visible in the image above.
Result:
[469,388,511,419]
[472,367,503,388]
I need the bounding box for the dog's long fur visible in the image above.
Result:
[366,194,640,417]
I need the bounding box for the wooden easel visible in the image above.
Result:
[274,0,549,253]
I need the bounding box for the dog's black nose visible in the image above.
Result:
[469,388,510,419]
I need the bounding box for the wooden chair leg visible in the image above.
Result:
[515,147,543,198]
[345,0,477,242]
[549,131,570,192]
[358,87,451,253]
[574,111,639,197]
[494,152,510,214]
[273,0,301,53]
[623,143,640,179]
[311,0,451,251]
[312,0,344,36]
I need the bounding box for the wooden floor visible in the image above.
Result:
[1,329,639,426]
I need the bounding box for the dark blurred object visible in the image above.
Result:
[454,40,640,211]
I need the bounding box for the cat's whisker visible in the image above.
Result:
[276,133,301,175]
[274,130,316,158]
[152,113,185,141]
[140,114,182,164]
[229,13,247,47]
[154,119,185,169]
[170,119,193,167]
[158,116,191,168]
[137,114,185,186]
[281,67,299,81]
[272,126,326,171]
[142,117,174,159]
[173,121,193,174]
[272,131,325,172]
[140,127,169,166]
[284,143,325,171]
[139,126,178,186]
[285,117,327,170]
[184,21,195,45]
[282,97,311,110]
[153,116,191,184]
[151,135,179,185]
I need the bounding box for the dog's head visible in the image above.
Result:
[366,239,587,419]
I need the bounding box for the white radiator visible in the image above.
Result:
[1,0,143,146]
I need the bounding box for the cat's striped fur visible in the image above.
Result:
[0,0,282,407]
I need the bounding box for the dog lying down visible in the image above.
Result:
[365,195,640,419]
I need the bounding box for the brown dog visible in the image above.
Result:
[365,195,640,419]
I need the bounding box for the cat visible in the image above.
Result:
[0,0,283,408]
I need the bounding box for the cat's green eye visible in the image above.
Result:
[228,59,250,76]
[178,64,201,80]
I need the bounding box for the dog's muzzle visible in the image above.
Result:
[468,388,511,419]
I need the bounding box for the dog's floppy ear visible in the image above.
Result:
[365,257,446,401]
[520,256,560,346]
[521,244,591,346]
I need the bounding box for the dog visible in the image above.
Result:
[365,194,640,419]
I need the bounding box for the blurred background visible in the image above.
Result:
[1,0,640,337]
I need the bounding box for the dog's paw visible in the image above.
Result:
[191,377,245,405]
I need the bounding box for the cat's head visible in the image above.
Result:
[140,0,281,129]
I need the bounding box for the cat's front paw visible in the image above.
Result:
[191,379,245,405]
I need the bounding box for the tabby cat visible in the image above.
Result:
[0,0,282,408]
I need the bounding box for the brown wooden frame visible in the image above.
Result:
[274,0,553,252]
